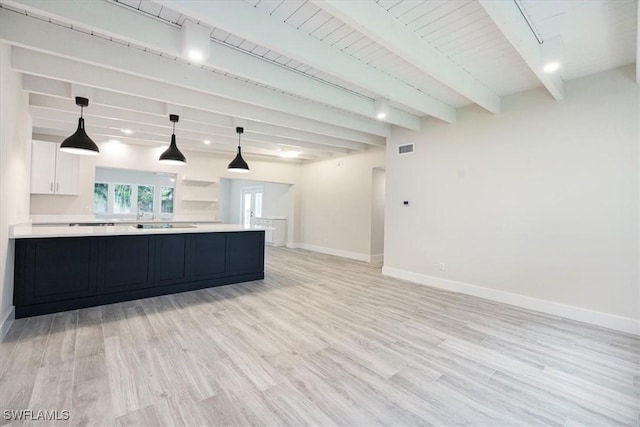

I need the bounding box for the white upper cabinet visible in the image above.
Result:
[30,140,79,195]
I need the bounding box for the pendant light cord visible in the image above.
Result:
[238,132,241,148]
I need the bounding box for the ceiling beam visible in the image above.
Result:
[2,0,419,129]
[28,93,358,154]
[312,0,501,114]
[22,75,382,146]
[0,9,390,137]
[155,0,456,123]
[478,0,563,100]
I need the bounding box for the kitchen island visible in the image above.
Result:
[10,224,265,318]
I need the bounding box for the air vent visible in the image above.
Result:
[398,143,414,155]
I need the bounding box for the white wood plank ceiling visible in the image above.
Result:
[0,0,637,161]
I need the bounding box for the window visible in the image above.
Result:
[114,184,132,213]
[94,183,108,214]
[93,168,176,219]
[161,187,174,215]
[137,185,154,213]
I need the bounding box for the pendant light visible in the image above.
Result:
[159,114,187,165]
[227,126,249,173]
[60,97,100,156]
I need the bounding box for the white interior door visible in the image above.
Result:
[241,186,263,227]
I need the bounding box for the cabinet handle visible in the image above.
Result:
[56,183,59,192]
[50,182,53,192]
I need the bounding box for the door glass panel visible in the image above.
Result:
[114,184,132,213]
[243,193,252,227]
[255,192,263,218]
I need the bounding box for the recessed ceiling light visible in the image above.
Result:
[203,139,211,145]
[188,49,204,62]
[543,61,561,74]
[121,129,134,135]
[374,98,390,121]
[279,150,300,158]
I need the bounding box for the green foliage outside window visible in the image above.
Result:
[137,185,154,212]
[114,184,132,213]
[94,183,108,214]
[161,187,174,214]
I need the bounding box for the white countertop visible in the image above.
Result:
[10,223,268,239]
[30,214,221,225]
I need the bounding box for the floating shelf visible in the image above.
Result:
[181,176,217,185]
[181,197,218,203]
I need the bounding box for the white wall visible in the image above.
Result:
[384,66,639,332]
[299,148,385,261]
[0,43,32,337]
[370,167,385,262]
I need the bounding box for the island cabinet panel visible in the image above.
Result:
[20,238,98,304]
[188,233,227,281]
[98,236,155,293]
[156,234,188,285]
[13,231,265,318]
[227,232,264,275]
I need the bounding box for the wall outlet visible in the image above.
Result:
[439,262,446,272]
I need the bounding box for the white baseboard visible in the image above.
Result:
[285,242,298,249]
[370,253,384,264]
[382,266,640,336]
[0,307,15,341]
[295,243,371,262]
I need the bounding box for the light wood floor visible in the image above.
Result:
[1,247,638,426]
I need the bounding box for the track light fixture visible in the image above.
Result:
[159,114,187,165]
[60,97,100,156]
[227,127,250,173]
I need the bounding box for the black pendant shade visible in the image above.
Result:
[227,126,250,173]
[159,114,187,165]
[60,97,100,156]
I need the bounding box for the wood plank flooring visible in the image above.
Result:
[1,247,638,426]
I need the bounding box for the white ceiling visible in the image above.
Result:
[0,0,637,161]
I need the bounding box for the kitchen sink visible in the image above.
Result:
[134,223,196,229]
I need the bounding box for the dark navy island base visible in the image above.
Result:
[13,231,265,318]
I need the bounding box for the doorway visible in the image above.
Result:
[370,167,385,264]
[240,186,263,227]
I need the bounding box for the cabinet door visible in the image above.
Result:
[55,149,79,195]
[189,233,227,281]
[156,234,188,286]
[273,220,286,246]
[30,140,56,194]
[263,219,274,244]
[26,238,97,303]
[98,236,154,293]
[227,232,264,275]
